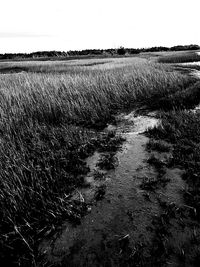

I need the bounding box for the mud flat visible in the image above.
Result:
[38,109,187,266]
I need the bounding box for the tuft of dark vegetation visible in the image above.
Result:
[146,139,171,153]
[140,177,158,191]
[117,46,126,55]
[97,153,118,170]
[96,131,125,152]
[147,154,168,169]
[140,168,169,191]
[94,184,106,201]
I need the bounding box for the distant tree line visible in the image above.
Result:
[0,44,199,60]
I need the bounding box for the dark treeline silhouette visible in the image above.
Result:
[0,44,199,60]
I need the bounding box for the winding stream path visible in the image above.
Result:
[39,111,185,266]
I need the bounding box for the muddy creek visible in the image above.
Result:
[39,110,185,266]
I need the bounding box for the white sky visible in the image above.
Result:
[0,0,199,53]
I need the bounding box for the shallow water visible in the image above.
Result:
[39,111,185,266]
[179,59,200,79]
[181,61,200,67]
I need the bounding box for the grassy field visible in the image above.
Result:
[0,56,199,266]
[158,51,200,64]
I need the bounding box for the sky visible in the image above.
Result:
[0,0,199,53]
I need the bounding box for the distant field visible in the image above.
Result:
[0,57,150,73]
[0,56,198,266]
[157,50,200,63]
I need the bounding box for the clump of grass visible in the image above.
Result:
[147,154,167,169]
[140,177,158,191]
[96,131,125,152]
[94,184,106,201]
[97,153,118,170]
[146,139,171,152]
[93,170,105,180]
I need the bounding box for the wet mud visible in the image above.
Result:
[39,111,186,267]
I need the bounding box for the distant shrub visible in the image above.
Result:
[117,46,126,55]
[128,48,140,54]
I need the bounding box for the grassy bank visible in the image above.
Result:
[146,109,200,265]
[0,57,197,266]
[158,51,200,64]
[148,110,200,204]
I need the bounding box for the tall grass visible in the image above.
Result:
[0,57,196,266]
[158,52,200,64]
[147,110,200,264]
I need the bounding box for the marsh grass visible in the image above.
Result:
[148,80,200,110]
[147,110,200,265]
[158,52,200,64]
[0,57,197,266]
